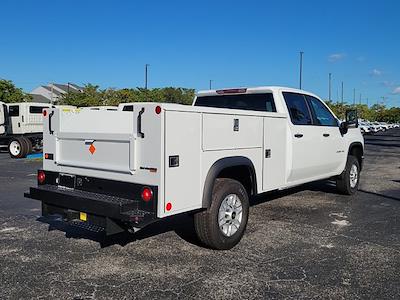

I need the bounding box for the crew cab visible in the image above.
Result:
[25,87,364,250]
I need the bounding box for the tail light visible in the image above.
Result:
[141,187,153,202]
[38,170,46,185]
[43,110,47,117]
[155,106,161,114]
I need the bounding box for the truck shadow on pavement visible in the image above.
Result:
[37,179,341,249]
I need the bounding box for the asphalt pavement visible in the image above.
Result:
[0,129,399,299]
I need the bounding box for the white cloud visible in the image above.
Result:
[392,87,400,94]
[328,53,346,62]
[382,81,395,87]
[370,69,382,76]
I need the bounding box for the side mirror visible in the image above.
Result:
[345,110,358,127]
[339,121,348,135]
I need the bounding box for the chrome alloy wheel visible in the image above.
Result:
[218,194,243,237]
[349,164,358,188]
[9,140,21,156]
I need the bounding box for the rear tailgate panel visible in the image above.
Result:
[42,105,163,208]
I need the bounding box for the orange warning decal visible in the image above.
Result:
[89,144,96,155]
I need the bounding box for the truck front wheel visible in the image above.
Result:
[336,155,360,195]
[194,178,249,250]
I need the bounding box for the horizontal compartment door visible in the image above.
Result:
[202,113,263,151]
[56,136,137,174]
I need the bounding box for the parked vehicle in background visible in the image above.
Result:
[378,122,390,130]
[26,86,364,250]
[0,102,76,158]
[359,122,371,134]
[0,102,50,158]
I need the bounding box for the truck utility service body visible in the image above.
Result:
[26,87,364,249]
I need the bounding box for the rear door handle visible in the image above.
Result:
[294,133,303,138]
[137,107,145,138]
[323,133,330,137]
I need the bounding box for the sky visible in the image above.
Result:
[0,0,399,107]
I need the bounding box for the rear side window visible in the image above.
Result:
[306,96,338,126]
[194,93,276,112]
[122,105,134,111]
[8,105,19,117]
[283,92,312,125]
[29,106,48,114]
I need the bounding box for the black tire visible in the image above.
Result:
[8,137,28,159]
[336,155,360,195]
[22,136,33,155]
[194,178,249,250]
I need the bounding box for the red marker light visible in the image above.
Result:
[155,106,161,114]
[166,202,172,211]
[141,187,153,202]
[43,110,47,117]
[37,170,46,185]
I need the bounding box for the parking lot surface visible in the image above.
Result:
[0,129,399,299]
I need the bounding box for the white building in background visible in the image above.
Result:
[30,83,83,104]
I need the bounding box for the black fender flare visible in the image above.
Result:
[201,156,257,208]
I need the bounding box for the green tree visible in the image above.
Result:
[60,85,196,107]
[0,79,32,103]
[59,84,103,107]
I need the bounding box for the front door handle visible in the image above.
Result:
[323,133,330,137]
[294,133,303,138]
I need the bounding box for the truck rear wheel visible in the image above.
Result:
[336,155,360,195]
[22,136,33,155]
[8,137,28,158]
[194,178,249,250]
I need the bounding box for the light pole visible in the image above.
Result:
[353,88,356,105]
[299,51,304,89]
[341,81,344,104]
[209,80,213,90]
[328,73,332,101]
[144,64,150,89]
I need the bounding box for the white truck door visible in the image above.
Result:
[7,104,22,134]
[305,95,346,174]
[283,92,326,182]
[0,103,6,135]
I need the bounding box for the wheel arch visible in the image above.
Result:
[202,156,257,208]
[348,142,364,170]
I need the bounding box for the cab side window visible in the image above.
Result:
[8,105,19,117]
[282,92,312,125]
[306,96,338,126]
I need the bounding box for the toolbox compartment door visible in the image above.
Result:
[202,113,263,151]
[55,110,137,174]
[56,133,137,174]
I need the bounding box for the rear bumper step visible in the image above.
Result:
[25,185,157,234]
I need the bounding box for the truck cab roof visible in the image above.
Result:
[196,86,320,99]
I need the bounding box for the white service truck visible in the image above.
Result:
[25,87,364,250]
[0,102,51,158]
